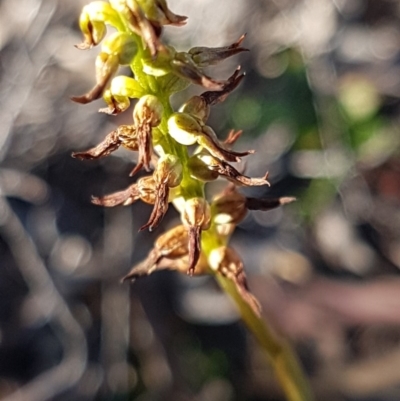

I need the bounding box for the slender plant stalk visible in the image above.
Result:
[216,274,314,401]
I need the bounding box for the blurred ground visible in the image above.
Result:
[2,0,400,400]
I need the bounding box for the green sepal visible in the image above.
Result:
[110,76,144,99]
[84,1,124,30]
[158,74,191,94]
[102,32,137,65]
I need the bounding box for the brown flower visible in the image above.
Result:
[181,197,211,275]
[71,128,123,160]
[91,176,156,207]
[188,35,248,67]
[130,95,164,176]
[209,246,261,317]
[201,67,245,106]
[122,224,189,281]
[211,186,296,226]
[140,154,182,231]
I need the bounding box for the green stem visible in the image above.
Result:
[216,273,314,401]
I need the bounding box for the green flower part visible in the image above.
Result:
[102,32,137,65]
[71,52,119,104]
[76,1,124,49]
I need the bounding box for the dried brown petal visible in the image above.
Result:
[224,129,243,146]
[91,175,157,208]
[171,54,226,91]
[137,176,157,204]
[198,153,270,187]
[182,197,211,275]
[130,123,153,176]
[157,254,208,275]
[189,35,248,67]
[187,225,201,276]
[130,95,164,176]
[198,126,254,163]
[122,224,190,281]
[245,196,296,211]
[140,155,182,230]
[71,52,119,104]
[122,251,160,281]
[72,130,121,159]
[125,0,164,56]
[201,67,245,105]
[91,183,140,207]
[140,178,169,231]
[212,189,247,225]
[154,0,187,26]
[179,96,210,124]
[155,224,189,258]
[209,247,261,317]
[118,125,139,151]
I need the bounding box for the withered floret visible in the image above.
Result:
[140,154,182,231]
[208,246,261,317]
[122,224,208,281]
[181,197,211,275]
[131,94,164,175]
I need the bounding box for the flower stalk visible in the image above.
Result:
[71,1,313,400]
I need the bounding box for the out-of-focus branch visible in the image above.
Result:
[0,195,87,401]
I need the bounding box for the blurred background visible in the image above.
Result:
[2,0,400,400]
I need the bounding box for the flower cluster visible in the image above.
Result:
[72,0,294,316]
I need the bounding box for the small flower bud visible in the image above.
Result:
[102,32,137,65]
[134,95,164,127]
[188,35,248,67]
[167,112,202,145]
[110,76,144,99]
[141,47,174,77]
[182,197,211,230]
[179,96,210,124]
[100,90,130,115]
[137,176,157,204]
[77,12,106,50]
[155,154,183,188]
